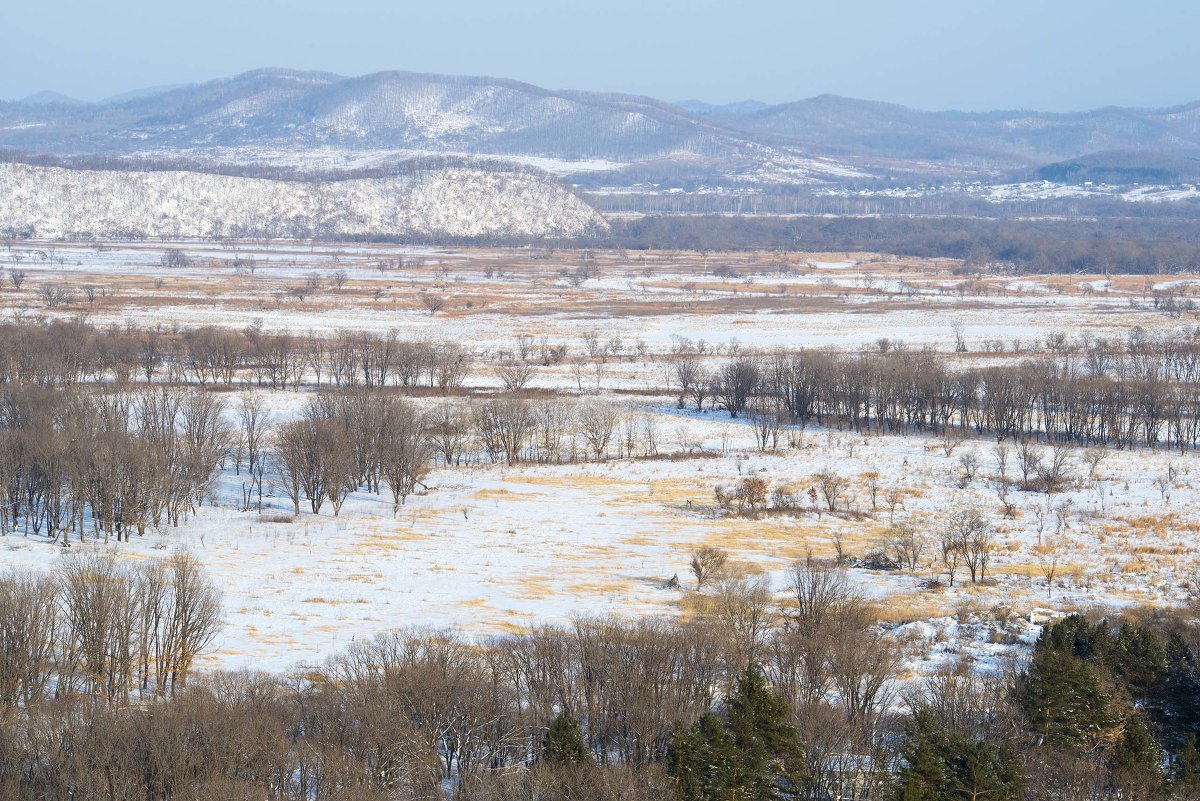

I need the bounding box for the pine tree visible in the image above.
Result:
[668,713,741,801]
[1023,627,1115,746]
[1109,622,1167,697]
[1173,733,1200,794]
[1108,714,1166,796]
[668,666,806,801]
[893,709,1024,801]
[1156,630,1200,747]
[726,666,807,799]
[542,711,591,766]
[946,738,1025,801]
[893,710,950,801]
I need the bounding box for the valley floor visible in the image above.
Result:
[1,239,1197,688]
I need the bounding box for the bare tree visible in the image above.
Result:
[690,546,728,590]
[1082,446,1108,481]
[160,249,191,269]
[712,356,760,418]
[814,471,848,513]
[1036,542,1061,599]
[475,398,536,465]
[162,553,223,692]
[710,574,774,670]
[747,395,783,452]
[884,486,906,525]
[945,507,994,583]
[956,450,980,487]
[0,570,58,708]
[1017,440,1042,489]
[577,400,620,461]
[427,402,471,467]
[889,524,924,573]
[495,362,534,393]
[1035,446,1075,495]
[991,442,1010,481]
[379,398,430,514]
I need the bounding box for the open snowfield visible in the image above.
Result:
[2,239,1199,682]
[0,239,1180,356]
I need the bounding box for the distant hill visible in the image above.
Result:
[18,90,85,106]
[0,160,605,241]
[1034,150,1200,185]
[99,83,194,105]
[714,94,1200,169]
[0,69,759,161]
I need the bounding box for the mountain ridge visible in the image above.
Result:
[5,68,1200,185]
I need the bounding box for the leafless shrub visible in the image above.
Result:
[420,293,447,315]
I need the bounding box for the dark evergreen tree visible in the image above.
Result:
[1109,622,1166,697]
[542,711,591,766]
[668,713,741,801]
[1173,733,1200,796]
[893,710,950,801]
[1156,630,1200,748]
[946,738,1025,801]
[668,666,806,801]
[1023,619,1115,746]
[1110,714,1166,800]
[893,709,1024,801]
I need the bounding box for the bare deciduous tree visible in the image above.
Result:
[690,546,728,590]
[814,471,848,514]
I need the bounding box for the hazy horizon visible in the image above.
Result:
[2,0,1198,113]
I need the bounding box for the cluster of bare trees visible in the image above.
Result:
[0,560,901,801]
[0,319,473,392]
[670,331,1200,451]
[472,397,656,465]
[605,212,1200,275]
[0,384,230,541]
[267,394,654,516]
[0,552,221,706]
[0,378,658,534]
[169,327,474,392]
[275,393,429,516]
[15,313,1200,460]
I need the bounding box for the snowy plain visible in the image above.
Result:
[0,240,1197,685]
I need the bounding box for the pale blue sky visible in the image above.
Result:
[1,0,1196,110]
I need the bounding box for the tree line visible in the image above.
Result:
[670,331,1200,451]
[0,318,474,392]
[605,214,1200,273]
[4,556,1200,799]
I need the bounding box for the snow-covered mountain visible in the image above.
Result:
[0,69,863,184]
[0,161,605,240]
[5,69,1200,181]
[0,69,745,159]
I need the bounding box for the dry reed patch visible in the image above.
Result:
[474,486,550,502]
[998,562,1088,580]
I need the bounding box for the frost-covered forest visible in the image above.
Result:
[0,162,606,240]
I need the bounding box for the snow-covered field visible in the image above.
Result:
[1,240,1198,682]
